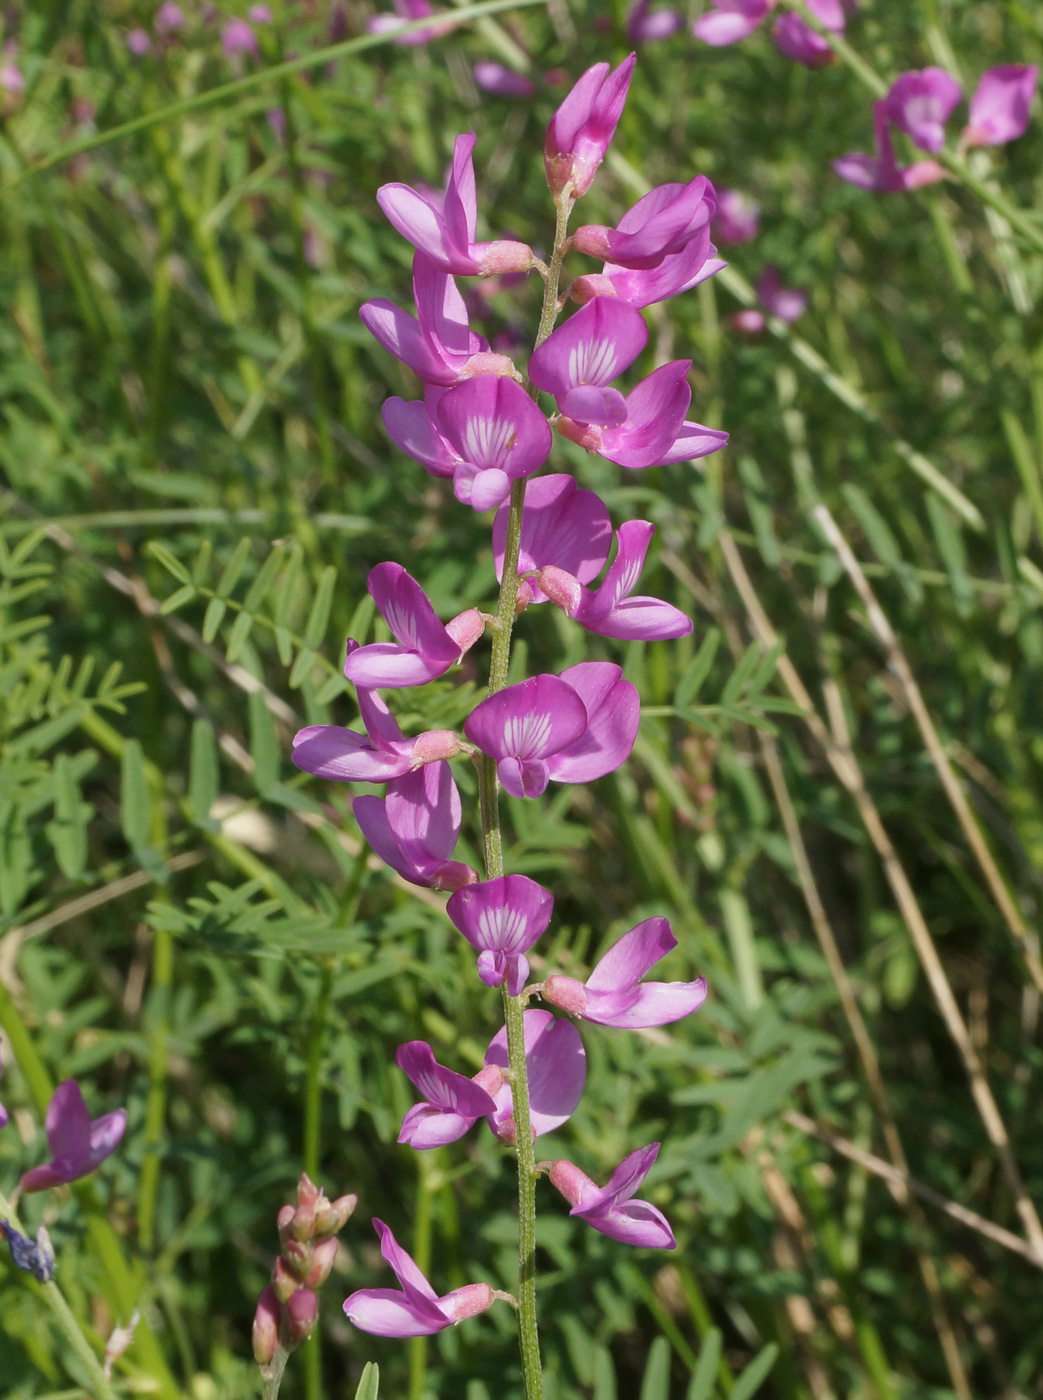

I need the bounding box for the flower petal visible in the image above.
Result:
[465,675,588,763]
[485,1009,586,1137]
[344,1287,450,1337]
[546,663,640,784]
[529,299,648,400]
[586,916,676,992]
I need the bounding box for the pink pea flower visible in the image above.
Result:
[0,60,24,94]
[964,65,1039,147]
[353,763,478,891]
[492,474,613,608]
[447,874,554,993]
[833,101,944,192]
[484,1009,587,1141]
[538,521,693,643]
[570,221,725,310]
[772,0,847,67]
[556,360,728,469]
[544,54,637,199]
[362,255,517,388]
[435,375,553,511]
[292,644,464,784]
[464,665,640,799]
[395,1042,501,1148]
[125,29,152,57]
[693,0,774,48]
[222,18,258,59]
[248,4,272,21]
[378,134,534,277]
[473,62,535,98]
[529,298,648,428]
[626,0,684,44]
[572,176,715,270]
[344,1220,495,1336]
[713,189,760,244]
[542,915,707,1028]
[155,2,186,34]
[344,563,484,690]
[20,1080,126,1193]
[549,1143,675,1248]
[756,265,807,322]
[366,0,452,47]
[886,68,962,153]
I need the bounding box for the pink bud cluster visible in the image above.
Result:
[252,1174,357,1367]
[294,56,714,1340]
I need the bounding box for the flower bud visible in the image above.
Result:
[314,1192,357,1237]
[299,1235,339,1289]
[271,1255,300,1304]
[541,974,588,1016]
[276,1204,296,1248]
[544,55,636,199]
[253,1286,281,1364]
[296,1173,322,1211]
[291,1199,317,1242]
[284,1287,319,1348]
[282,1237,314,1280]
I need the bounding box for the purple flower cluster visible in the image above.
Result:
[290,56,714,1339]
[694,0,854,69]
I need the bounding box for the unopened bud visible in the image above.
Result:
[282,1237,314,1280]
[277,1204,296,1244]
[542,974,587,1017]
[296,1173,322,1211]
[284,1287,319,1348]
[314,1193,357,1237]
[271,1255,299,1304]
[253,1286,281,1364]
[299,1235,339,1289]
[291,1200,317,1242]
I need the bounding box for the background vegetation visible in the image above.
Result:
[1,0,1042,1396]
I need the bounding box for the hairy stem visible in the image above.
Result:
[474,192,573,1400]
[261,1345,290,1400]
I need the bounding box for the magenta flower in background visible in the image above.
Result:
[473,62,535,98]
[549,1144,675,1248]
[435,375,553,510]
[538,521,694,642]
[543,915,707,1028]
[125,29,152,57]
[693,0,773,48]
[713,189,760,244]
[155,2,186,34]
[395,1042,500,1148]
[343,563,483,689]
[572,176,715,269]
[772,13,832,67]
[756,265,807,323]
[544,54,637,198]
[354,763,478,891]
[345,1220,494,1336]
[366,0,452,47]
[556,359,727,469]
[493,474,613,608]
[833,101,944,192]
[529,298,648,427]
[221,18,258,59]
[464,665,640,798]
[964,65,1039,147]
[378,134,534,277]
[886,68,962,153]
[20,1080,126,1193]
[570,223,725,310]
[484,1009,586,1141]
[248,4,272,21]
[362,254,516,387]
[447,874,554,992]
[0,1046,7,1129]
[626,0,684,44]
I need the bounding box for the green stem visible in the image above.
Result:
[260,1346,290,1400]
[474,191,572,1400]
[0,1190,120,1400]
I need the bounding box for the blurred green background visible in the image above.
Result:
[1,1,1043,1396]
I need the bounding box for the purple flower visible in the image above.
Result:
[755,265,807,323]
[549,1144,675,1248]
[964,65,1039,147]
[20,1079,126,1193]
[343,563,483,689]
[538,521,693,642]
[713,189,760,244]
[366,0,452,47]
[886,68,962,153]
[344,1220,495,1336]
[693,0,773,48]
[464,664,639,798]
[248,3,272,21]
[2,1221,56,1283]
[125,28,152,57]
[556,360,727,469]
[436,376,553,511]
[543,915,707,1028]
[772,13,832,68]
[572,176,715,270]
[473,62,535,98]
[395,1042,501,1148]
[545,55,637,199]
[354,763,478,891]
[626,0,684,44]
[493,474,613,608]
[155,2,186,34]
[292,647,464,784]
[833,101,944,192]
[362,254,517,387]
[221,18,258,59]
[529,299,648,428]
[484,1009,586,1141]
[447,874,554,992]
[378,134,534,277]
[570,222,725,310]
